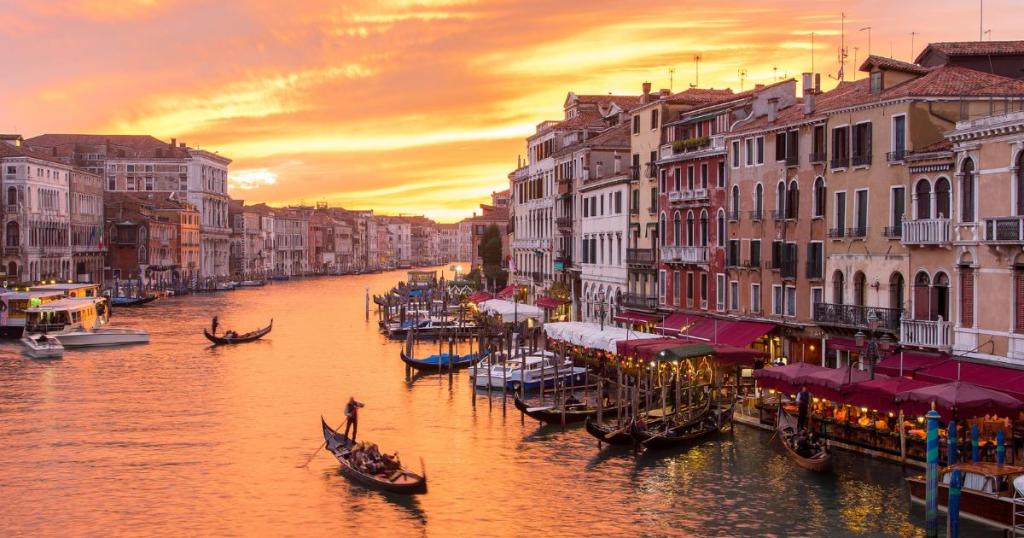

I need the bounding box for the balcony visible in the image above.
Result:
[805,260,823,280]
[851,152,872,167]
[626,248,656,266]
[984,217,1024,243]
[830,156,849,169]
[647,206,657,214]
[813,303,902,333]
[629,206,639,216]
[901,319,952,348]
[6,203,21,214]
[741,259,761,269]
[556,216,572,229]
[667,189,710,204]
[809,151,827,164]
[3,246,20,257]
[659,135,725,160]
[779,257,797,279]
[902,219,951,246]
[620,292,658,311]
[887,149,906,163]
[827,228,845,239]
[785,154,799,167]
[846,226,867,239]
[883,226,902,239]
[660,245,709,265]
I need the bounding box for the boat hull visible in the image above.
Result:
[203,321,272,345]
[321,418,427,495]
[110,296,157,307]
[400,351,480,372]
[513,395,600,425]
[56,330,150,348]
[584,417,635,446]
[21,337,64,359]
[906,476,1014,531]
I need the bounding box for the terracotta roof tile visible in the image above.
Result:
[25,134,192,159]
[859,54,931,75]
[918,41,1024,60]
[0,141,70,166]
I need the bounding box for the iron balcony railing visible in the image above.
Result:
[851,152,872,167]
[887,149,906,163]
[902,219,951,245]
[847,226,867,238]
[727,209,740,221]
[626,248,656,266]
[749,210,764,221]
[620,293,658,311]
[984,216,1024,243]
[779,257,797,279]
[785,154,799,167]
[809,151,827,164]
[660,245,709,264]
[830,156,849,169]
[883,226,902,239]
[827,227,845,238]
[813,303,902,333]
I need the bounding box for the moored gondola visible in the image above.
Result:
[110,295,157,307]
[399,350,484,372]
[204,319,272,345]
[513,394,605,425]
[584,417,635,446]
[630,403,727,450]
[321,417,427,495]
[775,407,833,472]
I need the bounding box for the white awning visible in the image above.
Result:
[478,299,544,322]
[543,321,661,353]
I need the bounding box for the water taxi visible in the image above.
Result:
[24,297,150,348]
[0,291,67,337]
[907,462,1024,531]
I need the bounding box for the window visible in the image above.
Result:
[632,115,640,134]
[674,168,681,191]
[632,154,640,181]
[715,210,726,247]
[673,211,681,246]
[807,242,823,279]
[832,126,849,166]
[686,212,694,245]
[660,170,667,193]
[649,187,656,213]
[813,177,826,217]
[631,189,639,213]
[730,281,739,310]
[776,182,786,215]
[892,115,906,159]
[786,181,799,219]
[834,191,847,235]
[651,109,659,130]
[673,271,681,306]
[659,270,666,303]
[786,131,798,164]
[960,159,975,223]
[755,136,764,165]
[833,270,845,304]
[731,141,741,168]
[812,125,826,160]
[686,272,694,307]
[854,189,868,235]
[145,176,154,191]
[1017,152,1024,216]
[1014,269,1024,332]
[731,185,740,218]
[754,184,763,219]
[687,166,694,190]
[915,179,932,219]
[870,71,883,93]
[775,132,787,161]
[772,285,784,315]
[785,286,796,317]
[891,186,906,235]
[727,239,740,266]
[649,151,657,177]
[811,287,824,315]
[614,191,622,214]
[583,197,589,218]
[853,271,867,306]
[699,210,708,246]
[751,283,762,313]
[717,160,725,187]
[750,240,761,267]
[890,272,905,311]
[852,122,872,165]
[745,138,754,166]
[700,163,708,189]
[700,273,708,305]
[717,274,726,311]
[770,240,782,270]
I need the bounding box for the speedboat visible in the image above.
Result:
[472,351,582,391]
[386,317,477,339]
[55,328,150,348]
[20,334,64,359]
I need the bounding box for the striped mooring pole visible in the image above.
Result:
[947,469,963,538]
[925,407,941,538]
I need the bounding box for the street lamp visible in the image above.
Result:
[597,290,607,331]
[854,316,895,380]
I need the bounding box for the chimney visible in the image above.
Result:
[641,82,652,103]
[802,73,816,114]
[767,98,778,123]
[613,153,622,174]
[755,84,765,91]
[179,142,186,148]
[170,138,176,148]
[659,88,671,97]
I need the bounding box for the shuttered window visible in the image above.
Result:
[960,267,974,328]
[1015,269,1024,333]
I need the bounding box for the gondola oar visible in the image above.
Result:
[299,418,347,468]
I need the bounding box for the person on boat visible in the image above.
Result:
[344,397,365,441]
[795,385,811,431]
[211,316,219,335]
[565,393,581,407]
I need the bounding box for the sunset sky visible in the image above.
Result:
[2,0,1018,222]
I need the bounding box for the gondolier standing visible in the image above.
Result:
[344,397,365,441]
[211,316,219,335]
[796,385,811,431]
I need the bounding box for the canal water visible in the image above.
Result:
[0,268,999,537]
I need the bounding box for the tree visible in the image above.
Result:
[478,224,507,290]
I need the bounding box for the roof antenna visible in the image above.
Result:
[979,0,984,41]
[910,31,919,60]
[834,12,848,81]
[669,68,675,92]
[692,55,702,88]
[737,69,748,91]
[773,66,778,82]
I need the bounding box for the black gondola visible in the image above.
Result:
[110,295,157,307]
[631,404,731,450]
[584,417,635,446]
[399,350,483,372]
[321,418,427,495]
[515,394,611,425]
[203,319,272,345]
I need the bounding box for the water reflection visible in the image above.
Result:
[0,269,1001,537]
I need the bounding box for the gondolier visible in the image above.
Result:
[344,397,365,441]
[211,316,219,335]
[796,385,811,431]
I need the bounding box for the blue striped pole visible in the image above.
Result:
[971,424,980,462]
[997,430,1006,464]
[925,408,941,538]
[948,469,963,538]
[946,421,957,465]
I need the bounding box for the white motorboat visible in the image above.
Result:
[237,280,266,288]
[20,334,64,359]
[55,327,150,348]
[215,281,237,291]
[472,351,571,390]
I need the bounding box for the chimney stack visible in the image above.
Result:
[755,84,765,91]
[767,98,779,123]
[170,138,176,148]
[642,82,652,96]
[613,153,622,174]
[802,73,816,114]
[659,88,671,97]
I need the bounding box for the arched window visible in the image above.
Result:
[889,272,905,311]
[686,211,694,246]
[699,210,709,247]
[832,270,845,304]
[813,177,826,217]
[138,226,148,243]
[853,271,866,307]
[1017,152,1024,216]
[5,221,19,247]
[673,211,681,247]
[787,180,800,219]
[935,177,951,219]
[933,271,950,321]
[659,213,666,246]
[914,271,931,320]
[915,179,932,220]
[754,184,763,219]
[776,181,786,216]
[731,185,740,216]
[960,159,975,222]
[716,209,725,247]
[138,245,147,264]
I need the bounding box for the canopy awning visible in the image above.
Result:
[896,381,1024,420]
[874,351,950,378]
[655,343,716,362]
[712,320,775,347]
[656,313,774,346]
[800,367,874,401]
[544,321,661,353]
[710,344,770,366]
[468,291,494,304]
[496,285,526,299]
[535,296,568,309]
[616,337,685,360]
[753,362,831,395]
[614,310,660,325]
[826,337,863,353]
[841,377,935,415]
[656,312,704,335]
[478,299,543,322]
[914,360,1024,399]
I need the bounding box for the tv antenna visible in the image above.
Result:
[669,68,675,92]
[833,12,848,81]
[737,69,748,90]
[910,31,919,59]
[693,55,702,88]
[859,26,872,57]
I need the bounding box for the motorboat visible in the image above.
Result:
[237,280,266,288]
[907,462,1024,531]
[20,334,64,359]
[24,297,148,348]
[215,281,237,291]
[55,328,150,348]
[385,317,477,339]
[474,352,586,392]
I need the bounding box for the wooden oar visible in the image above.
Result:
[299,419,347,468]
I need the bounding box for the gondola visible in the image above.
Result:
[514,394,612,425]
[320,418,427,495]
[399,350,484,372]
[584,417,636,446]
[203,319,273,345]
[630,403,726,450]
[110,295,157,307]
[775,407,833,472]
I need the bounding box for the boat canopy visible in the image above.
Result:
[25,297,103,314]
[478,299,543,322]
[543,321,661,353]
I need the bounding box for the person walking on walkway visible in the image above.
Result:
[344,397,365,441]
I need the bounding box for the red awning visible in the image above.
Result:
[753,362,831,395]
[896,381,1024,420]
[914,361,1024,399]
[496,285,516,298]
[874,352,950,378]
[826,337,863,353]
[800,367,873,401]
[656,312,704,334]
[468,291,494,304]
[711,344,770,366]
[613,310,660,324]
[657,314,774,346]
[708,320,775,347]
[841,377,935,414]
[616,337,685,361]
[535,296,568,309]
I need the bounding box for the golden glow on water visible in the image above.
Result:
[0,270,1002,536]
